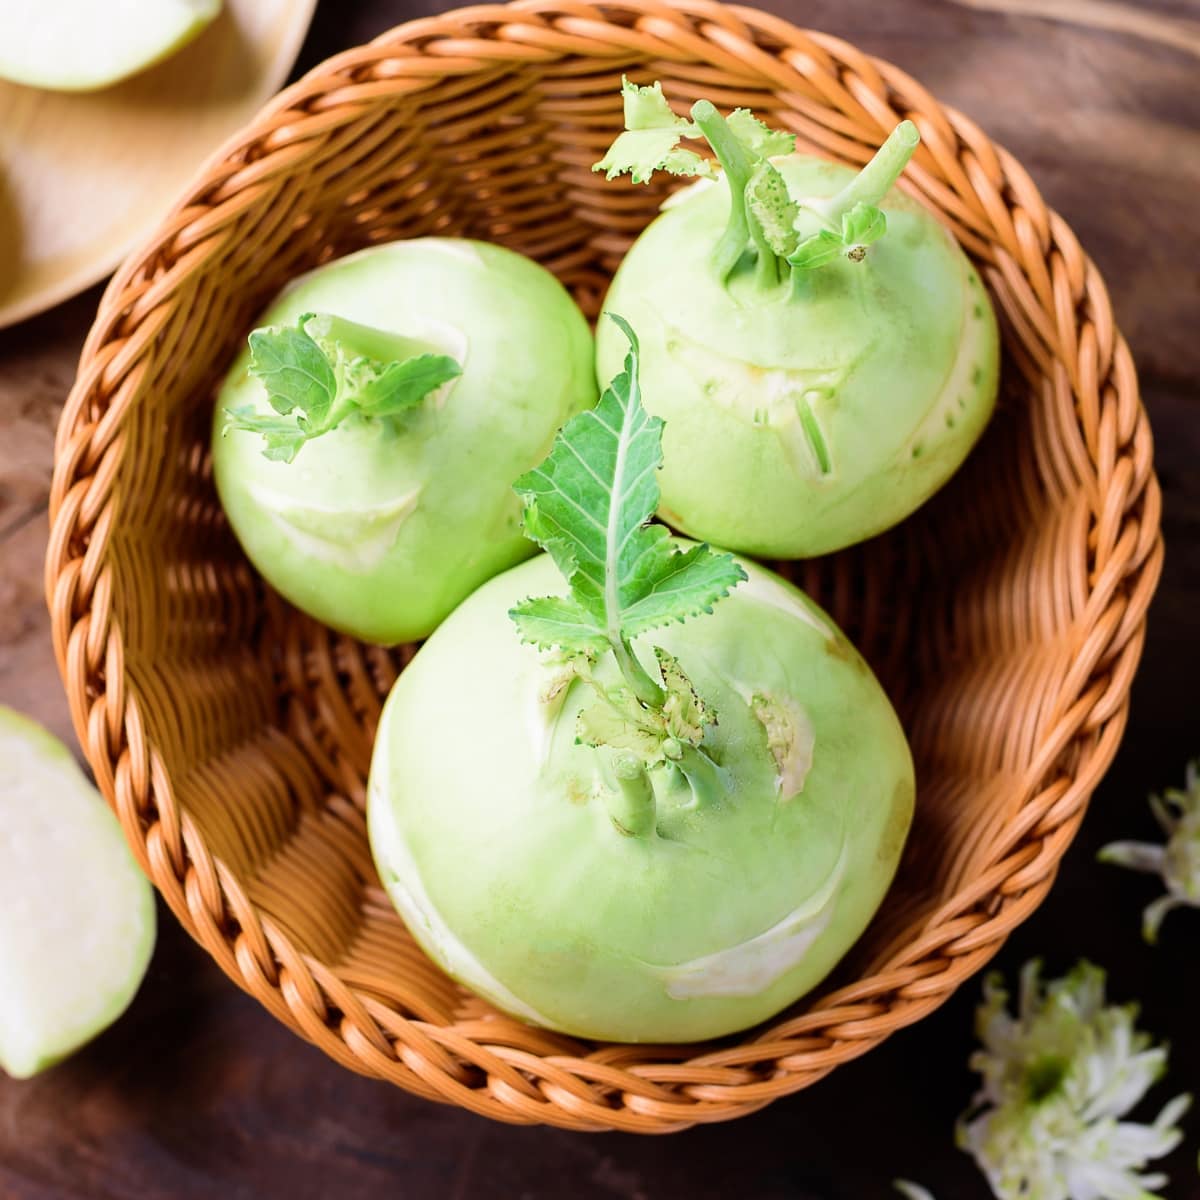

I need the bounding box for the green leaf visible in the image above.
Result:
[355,353,462,416]
[231,312,460,462]
[841,201,887,248]
[744,161,800,258]
[247,314,336,421]
[621,541,747,638]
[221,405,310,464]
[621,77,688,131]
[726,108,795,159]
[593,78,716,184]
[788,228,846,271]
[507,595,609,655]
[510,313,746,682]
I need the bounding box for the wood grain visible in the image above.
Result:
[0,0,317,329]
[1,0,1199,1195]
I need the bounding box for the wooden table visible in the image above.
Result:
[2,2,1198,1196]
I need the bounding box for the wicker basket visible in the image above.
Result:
[46,1,1160,1133]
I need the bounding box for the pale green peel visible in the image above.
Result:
[0,708,155,1079]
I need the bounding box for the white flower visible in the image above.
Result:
[956,961,1189,1200]
[1100,760,1200,942]
[894,1182,937,1200]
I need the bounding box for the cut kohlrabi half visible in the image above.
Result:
[0,707,156,1078]
[0,1,221,92]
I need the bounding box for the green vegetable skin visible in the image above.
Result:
[368,321,913,1042]
[213,239,597,645]
[595,88,1000,558]
[0,708,155,1078]
[369,553,913,1042]
[0,0,220,92]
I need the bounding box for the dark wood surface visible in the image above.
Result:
[2,2,1199,1196]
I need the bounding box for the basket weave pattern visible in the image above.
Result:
[46,1,1160,1132]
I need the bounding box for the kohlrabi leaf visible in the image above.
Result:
[745,161,800,258]
[353,354,466,417]
[725,108,796,158]
[503,594,609,656]
[510,313,745,706]
[247,317,336,421]
[593,77,716,184]
[221,407,311,463]
[787,202,889,271]
[224,312,461,463]
[787,229,846,271]
[841,201,887,249]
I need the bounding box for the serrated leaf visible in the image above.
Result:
[593,78,716,184]
[621,540,747,637]
[841,201,887,248]
[510,313,746,664]
[507,595,609,654]
[621,77,689,131]
[726,108,795,158]
[744,161,800,257]
[660,146,718,179]
[248,316,336,420]
[788,228,846,271]
[221,405,310,464]
[355,353,462,416]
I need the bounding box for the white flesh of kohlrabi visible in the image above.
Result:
[0,708,155,1078]
[0,0,221,92]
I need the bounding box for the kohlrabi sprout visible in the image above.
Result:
[593,80,1000,559]
[213,238,597,645]
[367,316,914,1043]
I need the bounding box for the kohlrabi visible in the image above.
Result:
[213,239,597,645]
[367,317,914,1043]
[0,0,221,92]
[594,80,1000,558]
[0,707,155,1078]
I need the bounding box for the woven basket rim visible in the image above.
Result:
[45,0,1162,1133]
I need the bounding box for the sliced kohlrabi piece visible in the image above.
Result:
[0,707,155,1078]
[0,0,221,93]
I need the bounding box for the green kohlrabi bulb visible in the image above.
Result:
[213,238,597,645]
[594,89,999,558]
[367,552,914,1042]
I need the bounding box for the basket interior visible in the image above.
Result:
[105,60,1101,1063]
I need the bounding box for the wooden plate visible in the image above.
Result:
[0,0,318,329]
